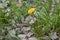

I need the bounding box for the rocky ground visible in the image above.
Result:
[1,15,60,40]
[0,0,60,40]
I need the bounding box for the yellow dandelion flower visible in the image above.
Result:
[28,8,36,14]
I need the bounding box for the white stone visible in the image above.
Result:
[55,0,59,3]
[22,27,31,32]
[22,38,27,40]
[29,37,37,40]
[6,1,9,3]
[2,0,6,2]
[11,20,15,24]
[16,0,22,8]
[7,8,11,11]
[42,35,48,40]
[50,32,58,40]
[25,15,36,24]
[3,3,7,7]
[21,15,24,23]
[14,16,18,20]
[24,16,32,23]
[19,0,22,2]
[29,17,36,24]
[26,32,33,37]
[15,28,20,31]
[18,34,26,40]
[6,27,12,30]
[0,3,3,8]
[43,0,46,2]
[5,13,9,16]
[9,29,16,37]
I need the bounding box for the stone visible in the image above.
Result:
[28,37,37,40]
[0,3,3,8]
[0,0,2,3]
[9,29,16,37]
[21,15,24,23]
[26,32,33,37]
[5,13,9,16]
[21,38,27,40]
[16,0,22,8]
[6,1,9,3]
[27,0,34,4]
[55,0,59,3]
[21,27,31,34]
[6,27,12,30]
[15,28,24,34]
[7,7,11,11]
[22,27,31,32]
[29,17,36,24]
[43,0,46,2]
[50,32,58,40]
[25,15,36,24]
[42,35,49,40]
[3,2,8,7]
[24,15,32,24]
[18,34,27,40]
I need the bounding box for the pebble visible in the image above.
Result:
[22,27,31,32]
[7,7,11,11]
[29,17,36,25]
[28,37,37,40]
[0,3,3,8]
[26,32,33,37]
[5,13,9,16]
[50,32,58,40]
[43,0,46,2]
[55,0,60,3]
[21,15,24,23]
[18,34,27,40]
[24,15,32,24]
[27,0,34,4]
[6,27,12,30]
[9,29,16,37]
[25,15,36,24]
[16,0,22,8]
[21,38,27,40]
[42,35,49,40]
[0,0,2,3]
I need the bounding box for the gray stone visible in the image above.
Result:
[28,37,37,40]
[18,34,27,40]
[42,35,49,40]
[3,2,7,7]
[26,32,33,37]
[22,27,31,32]
[16,0,22,8]
[29,17,36,24]
[55,0,60,3]
[15,28,23,34]
[6,1,9,3]
[24,15,32,24]
[9,29,16,37]
[21,38,27,40]
[0,3,3,8]
[43,0,46,2]
[20,15,25,23]
[5,13,9,16]
[50,32,58,40]
[7,7,11,11]
[25,15,36,24]
[6,27,12,30]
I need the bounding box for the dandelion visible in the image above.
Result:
[28,8,36,14]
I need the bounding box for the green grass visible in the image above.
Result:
[0,0,60,40]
